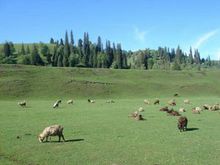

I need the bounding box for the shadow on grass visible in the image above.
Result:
[46,138,84,143]
[186,128,199,131]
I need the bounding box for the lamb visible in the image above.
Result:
[144,99,150,104]
[67,99,74,104]
[38,125,65,142]
[154,98,160,105]
[18,100,26,107]
[88,99,95,103]
[53,100,61,108]
[177,116,188,132]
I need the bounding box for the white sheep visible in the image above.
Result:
[18,100,26,107]
[67,99,74,104]
[144,99,150,104]
[38,125,65,142]
[184,99,190,104]
[138,107,144,112]
[179,108,186,112]
[53,100,62,108]
[88,99,95,103]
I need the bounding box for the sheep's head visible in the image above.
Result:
[38,134,45,142]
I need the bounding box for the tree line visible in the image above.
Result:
[0,30,219,70]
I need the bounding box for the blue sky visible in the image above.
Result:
[1,0,220,59]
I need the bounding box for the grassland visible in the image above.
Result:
[0,65,220,165]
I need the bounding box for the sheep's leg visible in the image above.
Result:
[46,136,48,142]
[58,135,61,142]
[61,134,65,142]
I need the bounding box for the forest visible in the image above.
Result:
[0,30,219,70]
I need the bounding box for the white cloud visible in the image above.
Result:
[134,27,148,43]
[193,29,219,49]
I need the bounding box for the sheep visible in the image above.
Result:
[192,107,201,114]
[177,116,188,132]
[184,99,190,104]
[168,99,176,106]
[144,99,150,104]
[160,106,169,112]
[203,104,210,110]
[88,99,95,103]
[167,109,181,116]
[209,104,220,111]
[135,114,145,121]
[18,100,26,107]
[179,108,186,113]
[174,93,179,97]
[106,100,115,103]
[53,100,61,108]
[154,98,160,105]
[67,99,73,104]
[138,107,144,112]
[129,111,139,118]
[38,125,65,142]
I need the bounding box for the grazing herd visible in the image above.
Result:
[16,94,220,143]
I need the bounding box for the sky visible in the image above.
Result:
[0,0,220,59]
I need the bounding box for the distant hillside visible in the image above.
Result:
[1,64,220,100]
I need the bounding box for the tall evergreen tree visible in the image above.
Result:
[63,31,70,67]
[21,43,26,55]
[31,45,44,65]
[26,45,30,54]
[83,32,90,66]
[3,42,11,57]
[188,47,194,64]
[70,30,74,53]
[116,43,123,69]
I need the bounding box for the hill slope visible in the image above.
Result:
[0,64,220,99]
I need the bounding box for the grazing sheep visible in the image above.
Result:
[106,100,115,103]
[154,98,160,105]
[144,99,150,104]
[184,99,190,104]
[174,93,179,97]
[88,99,95,103]
[129,111,139,118]
[135,114,145,121]
[168,99,176,106]
[167,109,181,116]
[203,104,210,110]
[178,116,188,132]
[53,100,61,108]
[160,106,169,112]
[179,108,186,113]
[192,108,201,114]
[209,104,220,111]
[38,125,65,142]
[138,107,144,112]
[18,100,26,107]
[67,99,74,104]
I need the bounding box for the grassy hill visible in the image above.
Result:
[1,64,220,99]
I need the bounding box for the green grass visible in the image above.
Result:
[0,65,220,165]
[0,98,220,165]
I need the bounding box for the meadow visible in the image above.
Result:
[0,65,220,165]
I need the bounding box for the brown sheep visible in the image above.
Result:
[160,106,169,112]
[154,98,160,105]
[167,109,181,116]
[178,116,188,132]
[38,125,65,142]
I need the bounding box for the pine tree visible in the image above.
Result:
[116,43,122,69]
[21,43,26,55]
[63,31,70,67]
[70,30,74,53]
[83,32,90,66]
[188,47,194,64]
[3,42,11,57]
[26,45,30,54]
[31,45,44,65]
[50,38,55,44]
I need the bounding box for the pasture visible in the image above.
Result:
[0,65,220,165]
